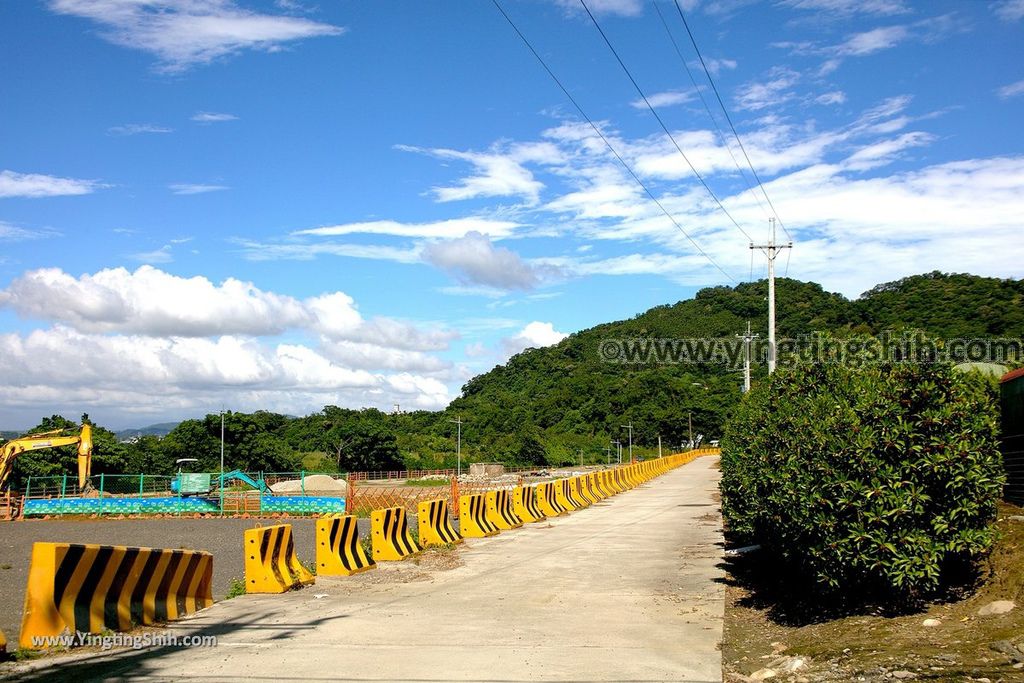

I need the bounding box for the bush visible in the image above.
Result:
[720,361,1003,603]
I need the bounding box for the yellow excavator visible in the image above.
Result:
[0,424,93,492]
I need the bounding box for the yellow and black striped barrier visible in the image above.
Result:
[586,473,604,501]
[316,515,376,576]
[538,482,568,517]
[486,489,523,530]
[513,485,545,523]
[371,506,421,561]
[576,476,596,506]
[418,498,462,546]
[459,493,500,537]
[20,542,213,649]
[568,477,588,508]
[245,523,314,594]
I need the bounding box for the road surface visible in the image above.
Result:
[4,457,724,682]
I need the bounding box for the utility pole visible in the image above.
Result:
[612,439,622,464]
[750,218,792,374]
[578,449,584,467]
[450,416,463,477]
[604,445,612,464]
[688,412,693,449]
[219,409,225,515]
[736,320,759,393]
[621,421,634,463]
[658,435,662,458]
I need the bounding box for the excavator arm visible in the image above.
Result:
[0,424,93,491]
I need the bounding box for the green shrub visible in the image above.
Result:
[720,361,1003,602]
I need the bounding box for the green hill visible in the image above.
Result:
[399,271,1024,467]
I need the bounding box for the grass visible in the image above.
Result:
[722,501,1024,680]
[224,577,247,600]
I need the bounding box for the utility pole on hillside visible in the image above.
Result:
[658,435,662,458]
[736,321,759,393]
[450,416,463,477]
[604,445,612,464]
[750,218,792,374]
[688,412,694,450]
[621,421,634,463]
[612,439,622,464]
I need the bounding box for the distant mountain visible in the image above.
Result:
[115,422,180,440]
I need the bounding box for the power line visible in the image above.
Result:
[673,0,794,243]
[649,0,771,225]
[489,0,738,284]
[579,0,757,245]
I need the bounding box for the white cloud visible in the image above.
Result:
[396,144,553,204]
[0,266,456,351]
[553,0,643,17]
[0,326,452,426]
[50,0,344,72]
[422,232,560,291]
[0,170,102,198]
[779,0,909,16]
[169,183,229,195]
[293,217,521,240]
[191,111,238,122]
[997,79,1024,99]
[236,239,422,263]
[631,90,694,109]
[734,67,801,111]
[836,25,909,56]
[815,90,847,105]
[108,123,173,136]
[0,222,58,242]
[994,0,1024,22]
[699,58,737,76]
[130,245,175,264]
[501,321,568,358]
[841,131,934,171]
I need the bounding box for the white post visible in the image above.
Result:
[219,410,225,515]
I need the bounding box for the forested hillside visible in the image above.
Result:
[4,271,1022,486]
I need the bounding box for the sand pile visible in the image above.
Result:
[270,474,347,495]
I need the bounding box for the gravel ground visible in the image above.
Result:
[0,516,377,646]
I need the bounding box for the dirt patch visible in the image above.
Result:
[722,502,1024,682]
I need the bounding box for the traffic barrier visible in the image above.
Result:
[563,478,585,509]
[568,477,586,507]
[513,485,544,523]
[486,489,523,530]
[597,470,614,496]
[586,473,604,501]
[0,628,5,653]
[19,541,213,649]
[459,494,499,537]
[582,475,599,503]
[371,507,421,561]
[316,515,376,576]
[554,478,578,511]
[537,482,567,517]
[245,524,314,594]
[418,498,462,546]
[571,476,593,507]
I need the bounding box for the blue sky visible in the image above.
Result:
[1,0,1022,429]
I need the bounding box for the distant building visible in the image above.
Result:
[1001,368,1024,505]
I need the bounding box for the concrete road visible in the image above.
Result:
[4,457,724,683]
